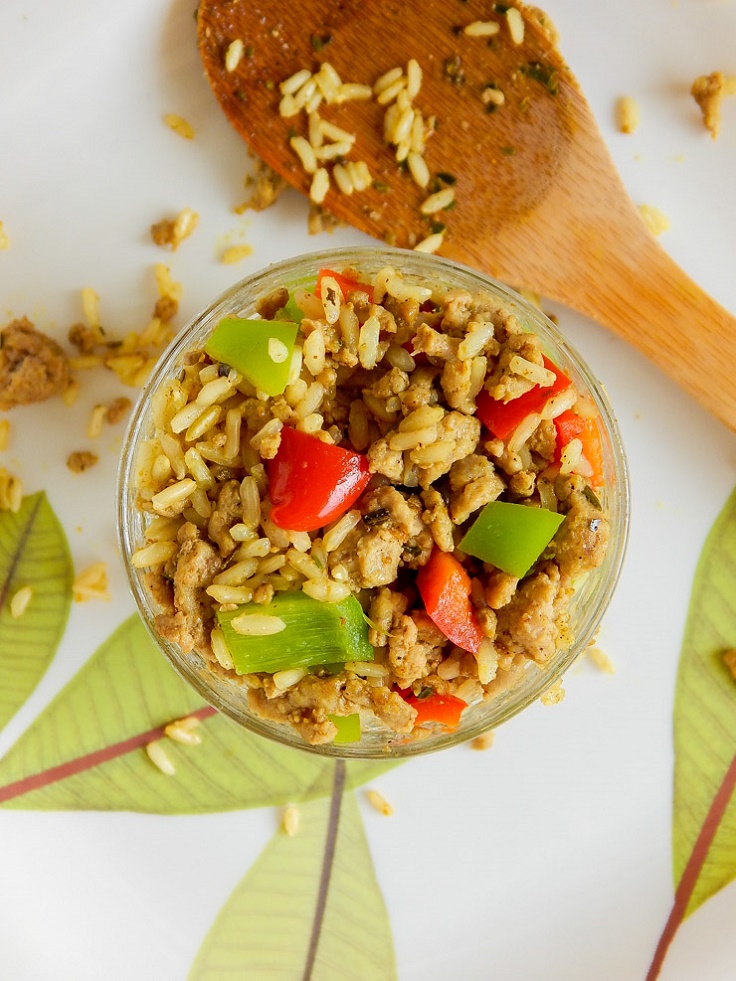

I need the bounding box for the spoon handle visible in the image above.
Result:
[551,223,736,433]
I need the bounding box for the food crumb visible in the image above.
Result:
[367,789,394,816]
[691,71,733,139]
[87,404,108,439]
[588,646,615,675]
[282,804,300,836]
[225,39,244,73]
[723,649,736,681]
[221,244,254,265]
[0,318,70,410]
[164,715,203,745]
[0,222,9,250]
[10,585,33,619]
[470,731,495,751]
[72,561,111,602]
[0,466,22,512]
[151,208,199,251]
[163,113,195,140]
[67,451,99,473]
[145,740,176,775]
[616,95,640,134]
[235,157,287,213]
[106,397,132,425]
[540,680,565,705]
[638,204,670,236]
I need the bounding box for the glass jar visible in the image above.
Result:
[117,246,630,758]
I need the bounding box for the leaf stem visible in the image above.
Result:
[0,493,42,608]
[646,749,736,980]
[302,758,346,981]
[0,706,217,804]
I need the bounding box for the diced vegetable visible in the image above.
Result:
[554,410,605,488]
[204,317,298,397]
[459,500,565,578]
[328,713,362,744]
[216,592,373,675]
[401,691,467,729]
[279,291,306,323]
[475,356,571,440]
[268,426,371,532]
[415,549,484,654]
[316,267,369,300]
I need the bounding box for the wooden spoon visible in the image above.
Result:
[198,0,736,432]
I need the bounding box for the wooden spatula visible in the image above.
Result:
[198,0,736,432]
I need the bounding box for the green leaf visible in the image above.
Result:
[0,615,396,812]
[0,492,72,730]
[189,762,397,980]
[673,486,736,916]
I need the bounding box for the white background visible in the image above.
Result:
[1,1,736,978]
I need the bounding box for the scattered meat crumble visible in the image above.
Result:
[67,451,99,473]
[0,318,69,410]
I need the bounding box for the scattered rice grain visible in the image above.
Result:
[146,740,176,775]
[367,789,394,816]
[10,585,33,619]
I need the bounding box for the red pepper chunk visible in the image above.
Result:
[316,268,370,300]
[403,691,467,729]
[476,356,571,440]
[553,410,605,488]
[416,548,484,654]
[268,427,371,532]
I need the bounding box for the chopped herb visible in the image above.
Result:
[436,171,457,185]
[234,89,247,102]
[443,198,457,210]
[501,145,516,156]
[372,179,390,192]
[363,507,391,527]
[485,102,499,114]
[244,43,254,59]
[311,32,333,50]
[286,126,298,140]
[402,543,422,557]
[494,3,511,12]
[582,485,602,509]
[264,79,275,91]
[430,220,447,235]
[520,61,559,96]
[416,686,435,700]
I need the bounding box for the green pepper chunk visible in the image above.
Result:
[328,713,361,744]
[216,592,373,675]
[279,291,305,323]
[459,501,565,578]
[204,317,297,397]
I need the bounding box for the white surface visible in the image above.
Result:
[1,1,736,978]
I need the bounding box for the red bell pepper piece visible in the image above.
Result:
[402,691,467,729]
[415,549,484,654]
[268,426,371,532]
[475,356,571,440]
[553,410,605,488]
[316,268,370,301]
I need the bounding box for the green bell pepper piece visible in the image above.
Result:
[216,592,374,675]
[328,713,361,744]
[459,500,565,578]
[204,317,298,397]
